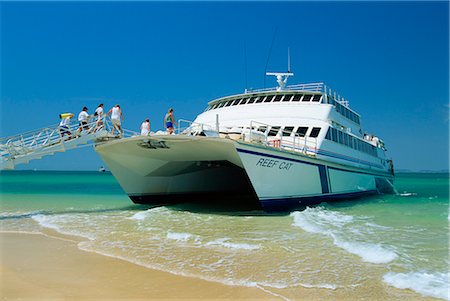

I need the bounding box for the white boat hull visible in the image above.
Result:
[95,135,394,212]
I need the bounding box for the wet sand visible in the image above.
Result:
[0,232,276,300]
[0,232,435,301]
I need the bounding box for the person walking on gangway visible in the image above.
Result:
[108,104,124,136]
[76,107,89,135]
[140,118,150,136]
[93,103,104,132]
[59,113,74,142]
[164,108,177,135]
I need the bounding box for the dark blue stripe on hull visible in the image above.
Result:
[260,190,377,212]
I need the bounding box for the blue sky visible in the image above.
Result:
[1,1,448,171]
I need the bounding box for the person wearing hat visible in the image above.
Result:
[59,113,74,142]
[77,106,89,134]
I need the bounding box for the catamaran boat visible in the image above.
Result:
[94,72,395,211]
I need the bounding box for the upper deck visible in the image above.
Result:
[204,82,361,126]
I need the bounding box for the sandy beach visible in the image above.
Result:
[1,231,438,301]
[0,232,276,301]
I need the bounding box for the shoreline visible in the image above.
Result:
[0,232,278,300]
[0,231,440,301]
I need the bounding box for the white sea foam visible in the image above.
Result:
[31,214,95,240]
[332,236,397,264]
[128,210,150,221]
[291,208,397,264]
[206,238,260,250]
[383,271,450,300]
[166,232,192,241]
[398,192,417,197]
[0,210,43,218]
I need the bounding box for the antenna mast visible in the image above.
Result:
[266,47,294,91]
[288,47,291,72]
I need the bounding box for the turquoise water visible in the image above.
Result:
[1,171,448,300]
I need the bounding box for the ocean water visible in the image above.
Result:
[1,171,448,300]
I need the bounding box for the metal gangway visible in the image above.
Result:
[0,116,137,170]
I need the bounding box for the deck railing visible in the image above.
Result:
[247,82,325,94]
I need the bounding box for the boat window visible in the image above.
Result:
[268,126,281,136]
[296,126,308,137]
[292,94,302,102]
[325,128,331,140]
[217,102,226,108]
[239,98,249,105]
[232,98,241,106]
[212,104,219,109]
[331,128,337,142]
[310,127,321,138]
[302,94,312,102]
[225,100,233,107]
[337,131,343,144]
[282,94,293,102]
[273,95,283,102]
[264,95,274,103]
[248,96,257,104]
[231,98,241,106]
[312,95,322,102]
[256,96,265,103]
[258,126,267,133]
[282,126,294,136]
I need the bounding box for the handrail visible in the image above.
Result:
[247,82,325,94]
[176,119,216,135]
[1,116,138,161]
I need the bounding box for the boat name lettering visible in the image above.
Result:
[137,140,170,149]
[255,158,293,170]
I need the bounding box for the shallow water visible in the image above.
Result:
[1,171,448,300]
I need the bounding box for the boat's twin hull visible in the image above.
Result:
[95,136,394,212]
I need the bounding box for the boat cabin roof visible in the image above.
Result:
[205,82,362,125]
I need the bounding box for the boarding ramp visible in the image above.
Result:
[0,117,137,170]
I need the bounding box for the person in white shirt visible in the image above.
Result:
[140,118,150,136]
[93,103,104,132]
[76,107,89,134]
[59,113,74,142]
[107,104,124,136]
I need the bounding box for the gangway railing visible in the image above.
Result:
[0,116,138,170]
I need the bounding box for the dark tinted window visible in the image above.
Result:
[310,127,321,138]
[225,100,233,107]
[325,128,331,140]
[296,127,308,137]
[256,96,265,103]
[218,102,225,108]
[248,96,257,104]
[292,94,302,102]
[302,94,312,102]
[273,95,283,102]
[312,94,322,102]
[283,94,293,102]
[268,126,280,136]
[331,128,337,141]
[232,99,241,106]
[282,126,294,136]
[239,98,249,105]
[258,126,267,133]
[264,95,274,102]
